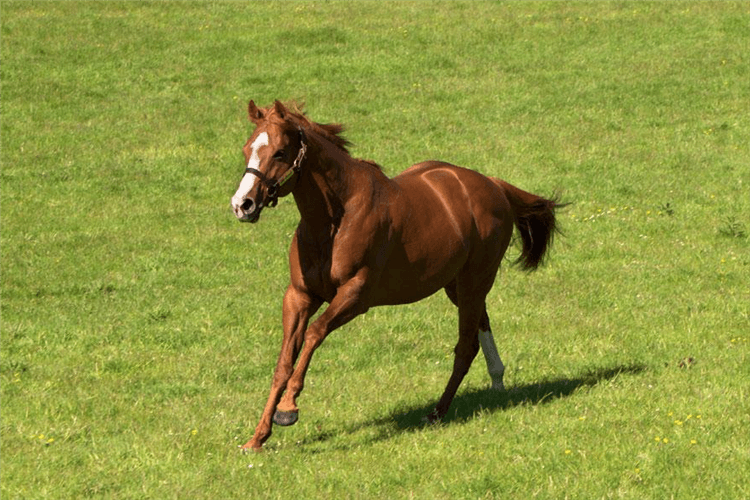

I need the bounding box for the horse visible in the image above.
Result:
[230,100,563,451]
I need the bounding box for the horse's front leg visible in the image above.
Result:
[241,285,321,452]
[246,276,369,450]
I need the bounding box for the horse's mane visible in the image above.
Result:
[268,102,383,172]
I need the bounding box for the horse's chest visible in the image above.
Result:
[297,237,366,302]
[294,242,335,302]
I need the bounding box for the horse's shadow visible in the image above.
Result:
[299,364,645,450]
[386,364,645,430]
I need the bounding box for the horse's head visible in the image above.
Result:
[231,100,307,223]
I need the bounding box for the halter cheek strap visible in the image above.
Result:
[245,127,307,208]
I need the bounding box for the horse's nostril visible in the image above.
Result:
[241,199,254,211]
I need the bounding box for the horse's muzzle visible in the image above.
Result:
[233,197,263,223]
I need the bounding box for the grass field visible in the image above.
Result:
[2,1,749,499]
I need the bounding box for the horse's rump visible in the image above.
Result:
[364,162,515,304]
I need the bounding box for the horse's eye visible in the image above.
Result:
[273,150,285,160]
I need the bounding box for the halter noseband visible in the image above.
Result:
[245,127,307,208]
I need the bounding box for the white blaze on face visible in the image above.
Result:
[231,132,269,212]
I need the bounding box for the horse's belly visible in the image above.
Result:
[369,270,448,306]
[369,240,470,306]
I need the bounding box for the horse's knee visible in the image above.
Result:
[454,338,480,365]
[457,331,480,352]
[302,323,328,349]
[272,364,294,387]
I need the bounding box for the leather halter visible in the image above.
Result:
[245,127,307,208]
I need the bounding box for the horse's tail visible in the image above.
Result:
[496,179,565,271]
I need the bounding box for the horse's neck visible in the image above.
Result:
[292,146,362,232]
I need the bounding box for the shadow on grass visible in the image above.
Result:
[297,364,646,451]
[385,364,646,431]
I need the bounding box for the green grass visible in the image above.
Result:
[2,1,749,499]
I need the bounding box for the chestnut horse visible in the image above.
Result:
[231,100,562,451]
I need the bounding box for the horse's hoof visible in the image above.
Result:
[273,409,299,426]
[421,409,442,425]
[491,381,507,392]
[239,442,263,454]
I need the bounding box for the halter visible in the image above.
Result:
[245,127,307,208]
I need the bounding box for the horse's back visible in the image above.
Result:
[394,161,503,199]
[392,161,513,238]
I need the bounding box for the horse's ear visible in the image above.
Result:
[273,100,289,120]
[248,100,264,124]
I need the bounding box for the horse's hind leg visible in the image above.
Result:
[444,282,505,392]
[428,293,483,422]
[478,309,506,392]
